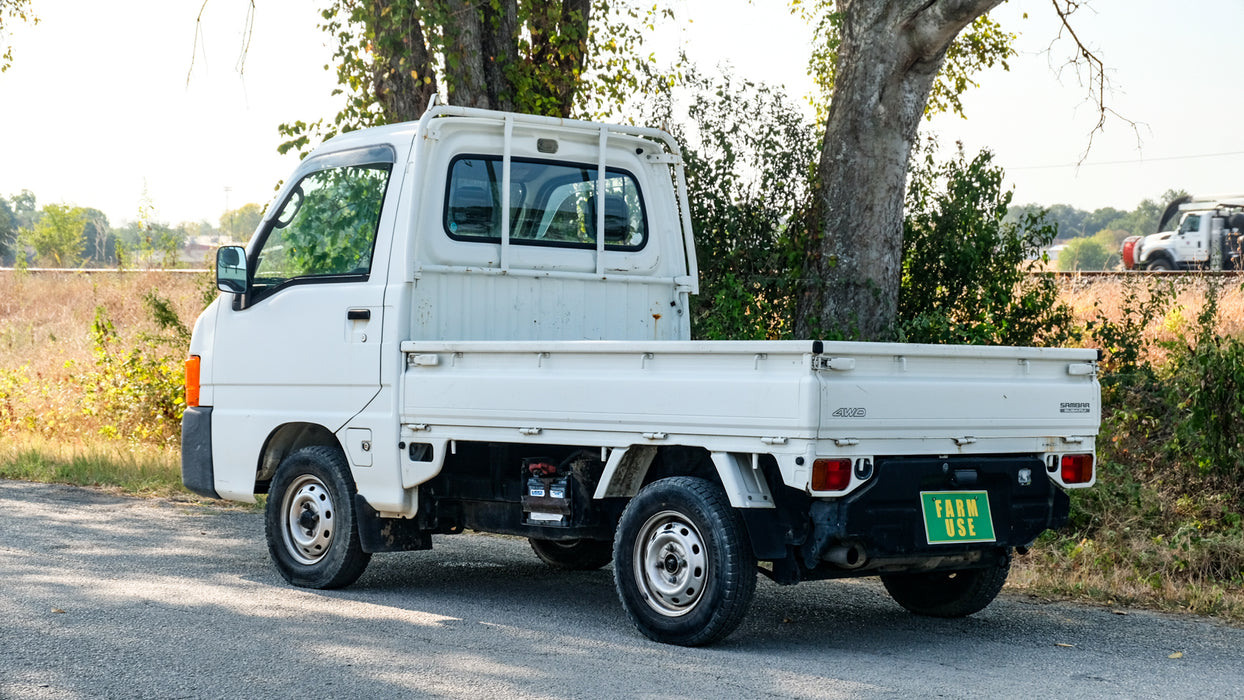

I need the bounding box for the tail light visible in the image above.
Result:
[812,458,852,491]
[185,355,201,408]
[1060,453,1094,484]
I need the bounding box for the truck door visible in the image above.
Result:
[211,146,396,457]
[1174,213,1208,265]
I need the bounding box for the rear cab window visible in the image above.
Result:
[443,155,647,250]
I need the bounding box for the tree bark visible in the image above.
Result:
[794,0,1002,340]
[529,0,591,116]
[481,0,520,111]
[371,0,439,121]
[443,0,491,109]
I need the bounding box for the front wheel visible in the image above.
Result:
[265,445,371,589]
[613,477,756,646]
[1147,258,1174,271]
[881,552,1010,618]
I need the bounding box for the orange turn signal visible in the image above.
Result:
[185,355,201,408]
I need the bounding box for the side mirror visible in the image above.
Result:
[216,246,249,294]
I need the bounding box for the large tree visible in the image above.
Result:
[279,0,667,155]
[220,202,263,239]
[22,203,86,267]
[793,0,1008,339]
[793,0,1113,340]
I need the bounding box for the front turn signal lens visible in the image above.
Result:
[1060,453,1094,484]
[185,355,201,408]
[812,458,852,491]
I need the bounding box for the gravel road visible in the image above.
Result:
[1,479,1240,699]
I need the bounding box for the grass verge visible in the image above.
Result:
[1012,539,1244,625]
[1,432,193,501]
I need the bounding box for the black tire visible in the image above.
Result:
[529,538,614,570]
[1147,258,1174,271]
[613,476,756,646]
[881,552,1011,618]
[265,445,371,589]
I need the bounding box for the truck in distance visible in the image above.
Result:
[1122,193,1244,271]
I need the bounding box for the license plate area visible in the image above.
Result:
[920,491,996,544]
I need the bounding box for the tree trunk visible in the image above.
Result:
[794,0,1002,340]
[528,0,591,116]
[371,0,439,121]
[481,0,520,112]
[443,0,491,109]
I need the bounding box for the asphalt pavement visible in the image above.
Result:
[1,479,1241,699]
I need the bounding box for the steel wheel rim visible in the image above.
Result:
[281,474,335,566]
[634,510,708,617]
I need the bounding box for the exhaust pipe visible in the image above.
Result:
[825,542,868,569]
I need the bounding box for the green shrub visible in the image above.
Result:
[81,293,188,443]
[1165,282,1244,489]
[1060,275,1244,599]
[899,145,1078,347]
[1058,237,1114,271]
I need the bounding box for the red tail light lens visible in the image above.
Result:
[812,458,852,491]
[1060,453,1094,484]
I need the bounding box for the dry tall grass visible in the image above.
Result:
[0,270,210,440]
[1058,273,1244,353]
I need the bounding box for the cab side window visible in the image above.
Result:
[251,163,392,297]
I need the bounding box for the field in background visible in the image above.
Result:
[1059,273,1244,348]
[2,270,1243,619]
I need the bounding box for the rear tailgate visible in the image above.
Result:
[814,341,1100,444]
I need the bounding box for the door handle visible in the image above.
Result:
[347,309,371,321]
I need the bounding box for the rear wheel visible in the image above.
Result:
[265,445,371,589]
[528,538,613,570]
[613,477,755,646]
[881,552,1010,618]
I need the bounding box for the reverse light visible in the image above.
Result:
[812,458,852,491]
[1060,453,1094,484]
[185,355,201,408]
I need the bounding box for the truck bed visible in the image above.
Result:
[398,339,1100,456]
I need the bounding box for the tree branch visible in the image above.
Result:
[186,0,256,86]
[1047,0,1141,161]
[905,0,1003,61]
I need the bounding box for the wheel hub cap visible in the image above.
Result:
[635,511,708,617]
[282,475,335,565]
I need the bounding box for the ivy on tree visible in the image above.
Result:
[277,0,675,157]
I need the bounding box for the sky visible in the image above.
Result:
[1,0,1242,228]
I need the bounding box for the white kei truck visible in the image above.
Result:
[182,105,1101,646]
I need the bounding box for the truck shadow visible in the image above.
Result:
[241,531,1138,694]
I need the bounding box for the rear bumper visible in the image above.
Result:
[803,454,1068,573]
[181,406,220,499]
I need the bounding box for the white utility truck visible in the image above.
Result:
[1122,193,1244,271]
[182,105,1101,646]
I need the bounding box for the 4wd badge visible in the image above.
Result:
[832,407,867,418]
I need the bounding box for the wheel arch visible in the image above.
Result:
[1143,251,1177,270]
[594,445,788,561]
[255,422,342,494]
